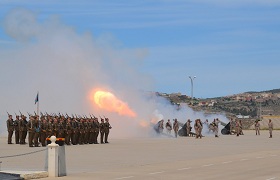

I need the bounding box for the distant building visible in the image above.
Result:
[170,92,181,97]
[236,115,250,119]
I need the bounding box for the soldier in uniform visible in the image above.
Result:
[229,118,234,134]
[165,119,172,134]
[52,118,59,137]
[57,118,65,138]
[239,120,244,135]
[40,117,48,147]
[104,118,112,143]
[83,118,89,144]
[88,118,94,144]
[93,117,100,144]
[268,119,273,138]
[27,116,35,147]
[65,117,72,145]
[71,118,78,145]
[173,119,179,138]
[235,119,240,137]
[78,118,85,145]
[255,120,260,135]
[99,118,105,144]
[33,116,40,147]
[6,114,14,144]
[194,119,203,139]
[46,116,54,138]
[19,115,27,144]
[14,115,20,144]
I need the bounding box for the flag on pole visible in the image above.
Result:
[35,92,39,104]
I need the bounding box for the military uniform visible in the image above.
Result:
[165,120,172,134]
[99,119,105,143]
[52,120,59,137]
[104,118,112,143]
[93,118,100,144]
[6,115,14,144]
[14,116,20,144]
[19,116,28,144]
[78,120,85,145]
[27,117,35,147]
[194,119,203,139]
[40,119,48,147]
[71,119,78,145]
[47,120,54,138]
[57,121,65,138]
[83,120,89,144]
[65,120,72,145]
[235,120,240,137]
[88,119,94,144]
[173,119,179,138]
[255,121,260,135]
[33,118,40,147]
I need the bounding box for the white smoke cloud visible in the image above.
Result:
[0,8,228,138]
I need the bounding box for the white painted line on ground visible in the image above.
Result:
[177,167,191,171]
[266,177,276,180]
[115,176,134,180]
[256,157,265,159]
[222,161,233,164]
[202,164,214,167]
[149,171,165,175]
[240,159,248,161]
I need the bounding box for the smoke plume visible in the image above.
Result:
[0,8,228,137]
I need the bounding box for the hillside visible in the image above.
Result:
[158,88,280,119]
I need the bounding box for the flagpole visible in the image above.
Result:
[37,91,39,118]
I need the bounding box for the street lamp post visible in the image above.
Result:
[189,76,196,105]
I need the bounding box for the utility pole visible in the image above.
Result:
[189,76,196,105]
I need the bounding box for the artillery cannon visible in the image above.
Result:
[177,120,196,137]
[221,122,231,135]
[203,120,232,135]
[215,121,234,135]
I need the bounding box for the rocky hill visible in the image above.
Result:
[157,88,280,129]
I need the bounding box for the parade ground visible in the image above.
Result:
[0,130,279,180]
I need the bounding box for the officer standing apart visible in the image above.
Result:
[6,114,14,144]
[255,120,260,135]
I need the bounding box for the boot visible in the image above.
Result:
[269,135,272,138]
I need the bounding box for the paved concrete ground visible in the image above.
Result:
[0,130,279,180]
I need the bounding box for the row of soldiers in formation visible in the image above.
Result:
[6,113,112,147]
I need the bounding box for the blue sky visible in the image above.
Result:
[0,0,280,98]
